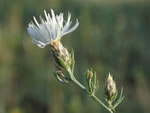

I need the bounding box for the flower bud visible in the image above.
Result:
[105,73,117,102]
[86,69,93,80]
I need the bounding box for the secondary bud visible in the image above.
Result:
[85,69,99,94]
[105,73,117,102]
[86,69,93,80]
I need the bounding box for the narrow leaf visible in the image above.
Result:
[58,57,67,69]
[71,49,75,72]
[113,87,124,108]
[93,72,97,93]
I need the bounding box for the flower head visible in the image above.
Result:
[27,9,79,48]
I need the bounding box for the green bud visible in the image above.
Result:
[85,69,99,94]
[86,69,93,80]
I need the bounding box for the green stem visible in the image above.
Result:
[68,68,89,93]
[92,95,113,113]
[67,68,113,113]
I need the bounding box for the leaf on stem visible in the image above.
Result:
[54,72,69,83]
[113,87,125,109]
[71,49,75,72]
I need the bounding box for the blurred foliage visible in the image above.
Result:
[0,0,150,113]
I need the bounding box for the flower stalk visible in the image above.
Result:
[55,48,114,113]
[67,67,113,113]
[27,9,124,113]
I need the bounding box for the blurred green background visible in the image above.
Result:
[0,0,150,113]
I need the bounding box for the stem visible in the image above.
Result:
[92,95,113,113]
[67,68,113,113]
[68,68,89,94]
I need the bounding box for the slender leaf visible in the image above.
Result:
[71,49,75,72]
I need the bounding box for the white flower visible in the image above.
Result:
[27,9,79,48]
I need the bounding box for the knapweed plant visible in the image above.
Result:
[27,9,124,113]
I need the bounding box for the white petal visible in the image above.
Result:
[51,9,57,25]
[28,23,49,44]
[32,39,48,48]
[61,19,79,37]
[44,10,49,21]
[33,16,40,27]
[62,12,72,33]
